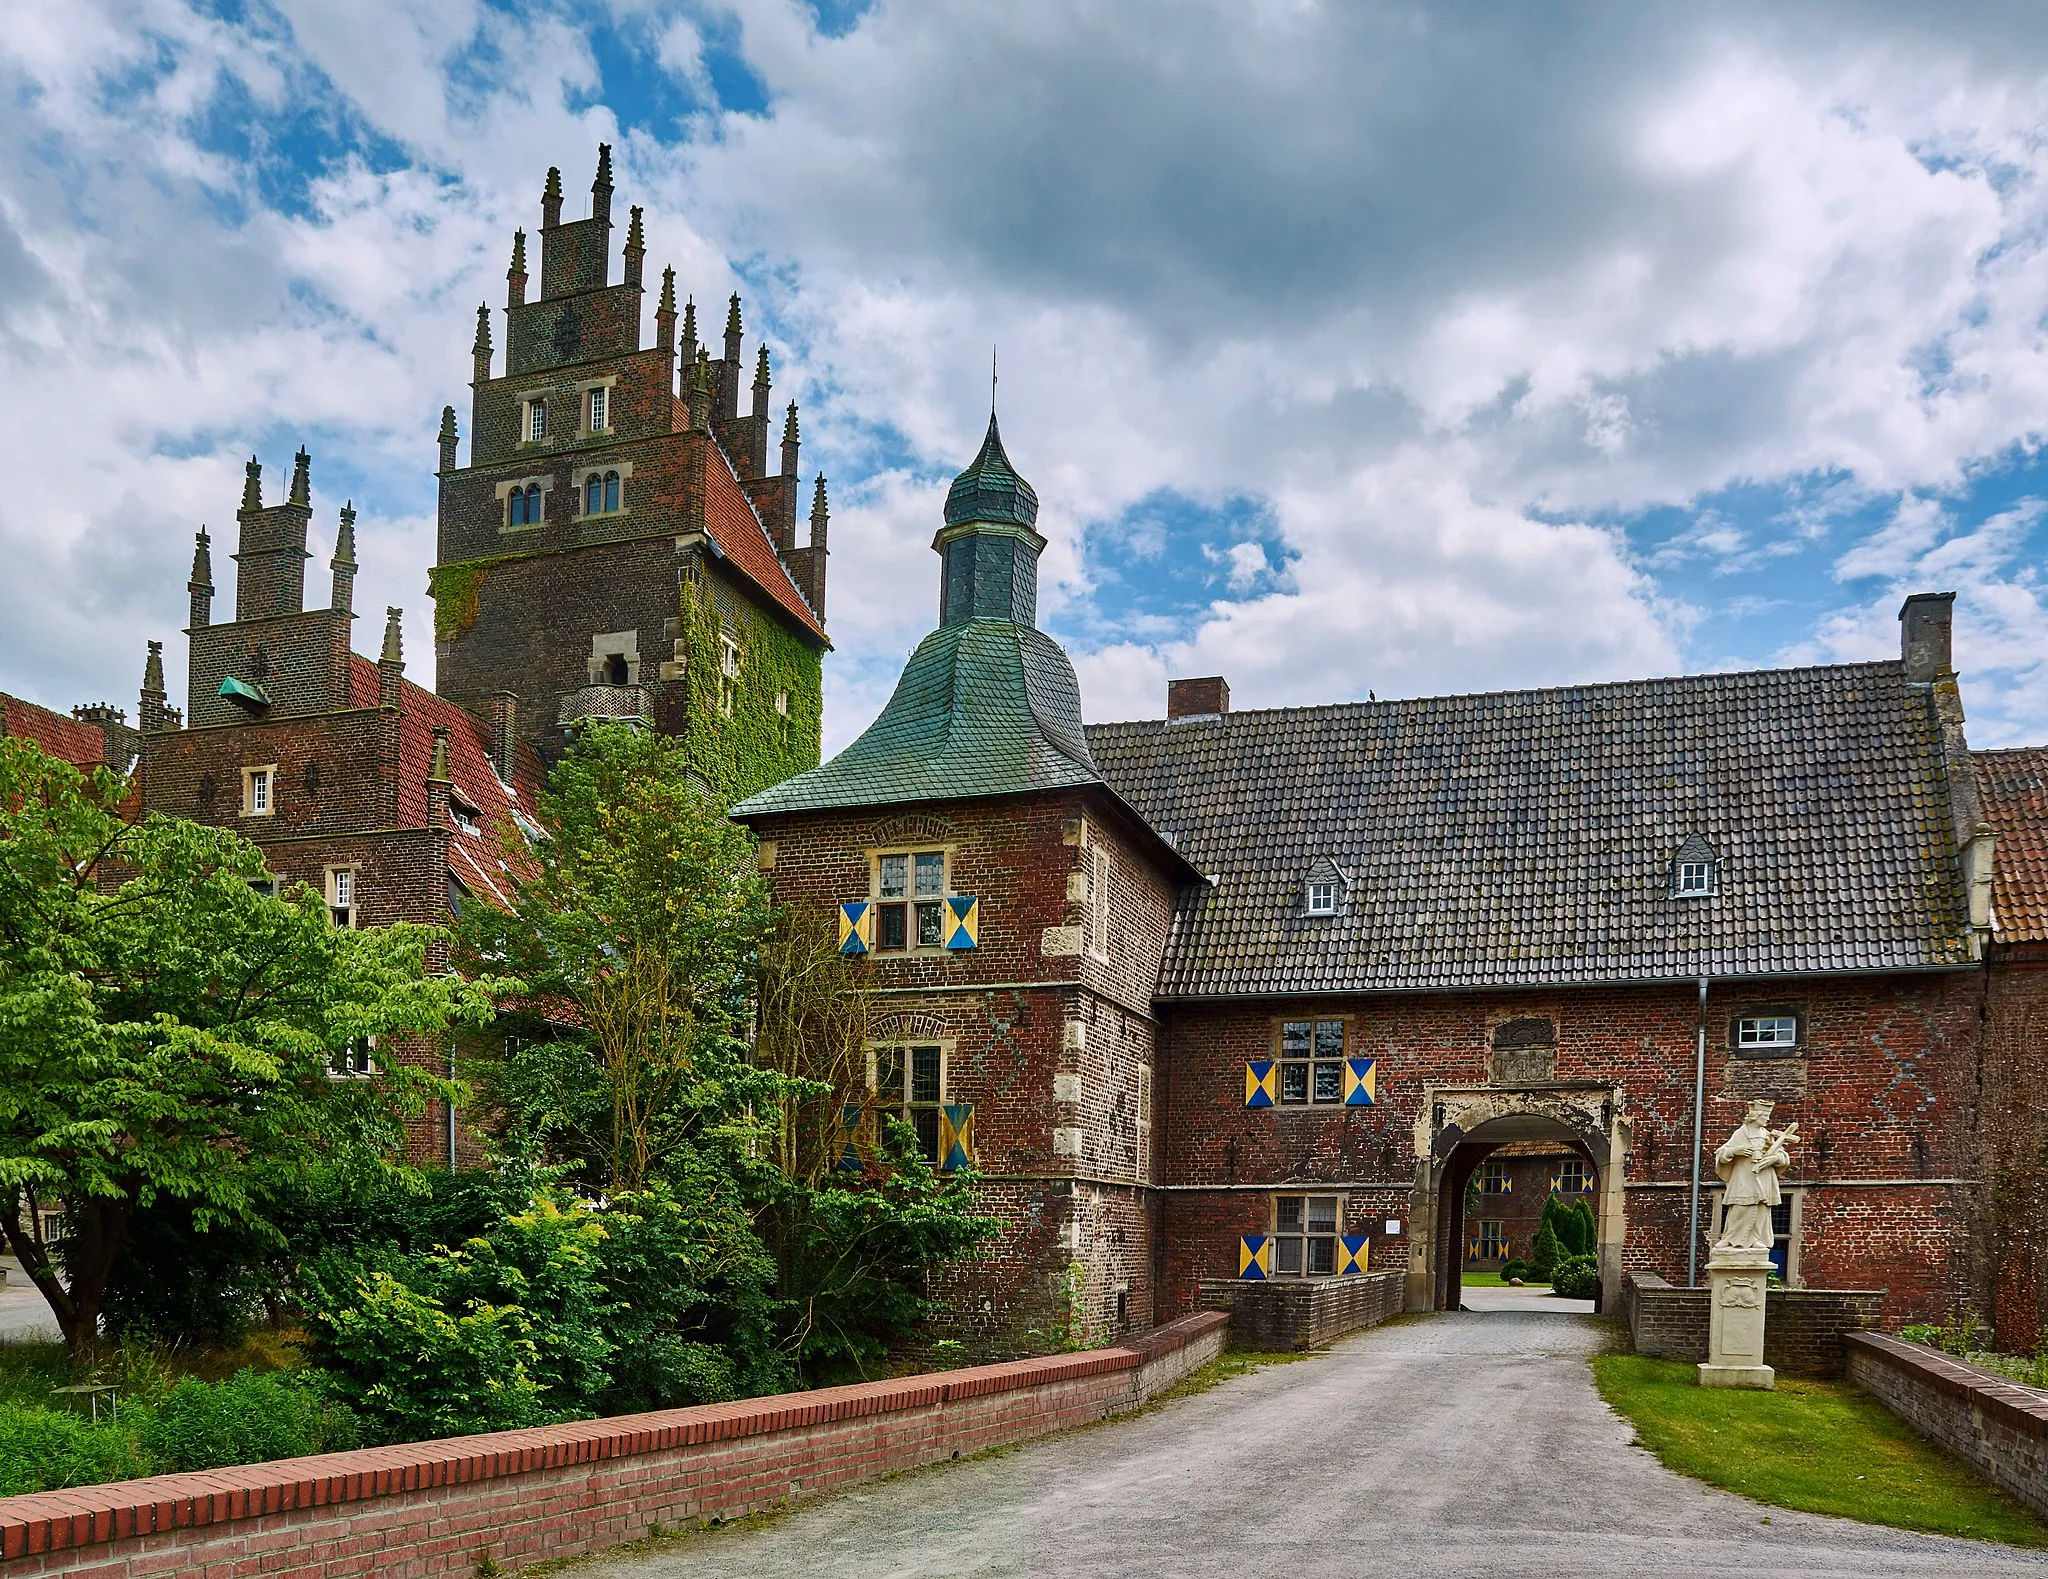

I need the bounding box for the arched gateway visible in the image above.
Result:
[1409,1083,1631,1314]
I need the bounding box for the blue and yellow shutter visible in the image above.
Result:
[943,896,979,950]
[1244,1061,1278,1107]
[939,1103,976,1171]
[1342,1057,1376,1106]
[1239,1235,1273,1279]
[834,1104,864,1172]
[1338,1235,1370,1275]
[838,901,874,955]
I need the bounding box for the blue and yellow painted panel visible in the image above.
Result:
[939,1103,976,1171]
[834,1103,865,1172]
[839,901,874,955]
[943,896,979,950]
[1343,1057,1376,1106]
[1338,1235,1370,1275]
[1245,1061,1277,1107]
[1239,1235,1273,1279]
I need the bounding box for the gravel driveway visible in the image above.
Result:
[575,1306,2046,1579]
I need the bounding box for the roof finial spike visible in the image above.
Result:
[333,501,357,568]
[509,228,526,276]
[473,303,492,355]
[438,405,457,444]
[725,292,742,338]
[380,605,404,666]
[658,265,676,316]
[241,456,262,512]
[755,343,771,384]
[289,446,311,506]
[626,204,644,251]
[594,142,613,194]
[543,166,562,204]
[782,400,799,443]
[142,639,165,696]
[811,474,829,518]
[427,724,452,784]
[190,528,214,586]
[991,344,998,417]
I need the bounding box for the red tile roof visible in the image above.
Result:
[346,657,542,903]
[702,441,827,643]
[1,695,105,769]
[1980,746,2048,944]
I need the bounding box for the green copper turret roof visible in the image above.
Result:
[944,415,1039,528]
[730,620,1100,816]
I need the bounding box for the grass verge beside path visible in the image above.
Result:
[1594,1353,2048,1547]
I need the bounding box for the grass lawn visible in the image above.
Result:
[1459,1270,1549,1289]
[1594,1353,2048,1547]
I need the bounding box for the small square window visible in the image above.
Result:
[241,765,277,817]
[327,867,357,928]
[873,849,950,953]
[1277,1018,1347,1104]
[1272,1194,1340,1276]
[1471,1220,1506,1260]
[1675,860,1713,897]
[1736,1015,1800,1050]
[1307,881,1338,914]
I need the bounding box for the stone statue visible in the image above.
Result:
[1712,1100,1796,1253]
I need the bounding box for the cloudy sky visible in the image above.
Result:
[5,1,2048,753]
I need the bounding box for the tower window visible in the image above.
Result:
[584,470,622,516]
[603,653,629,685]
[528,399,548,441]
[604,470,619,512]
[873,848,949,952]
[588,386,608,432]
[869,1043,946,1164]
[241,765,276,817]
[326,867,356,927]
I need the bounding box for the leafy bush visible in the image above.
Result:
[0,1405,146,1496]
[140,1370,357,1473]
[1530,1222,1564,1278]
[1565,1199,1597,1258]
[1552,1254,1599,1300]
[1499,1258,1533,1282]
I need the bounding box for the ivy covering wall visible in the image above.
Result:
[675,569,823,804]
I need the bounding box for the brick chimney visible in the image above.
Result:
[1167,676,1231,721]
[490,691,518,781]
[1899,591,1956,683]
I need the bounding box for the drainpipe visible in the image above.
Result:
[447,1041,459,1173]
[1687,976,1708,1287]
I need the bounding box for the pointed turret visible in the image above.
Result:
[428,724,451,782]
[378,606,404,709]
[723,292,743,362]
[289,446,311,507]
[781,401,801,480]
[656,266,678,352]
[541,165,563,229]
[624,204,644,288]
[689,347,712,432]
[472,303,492,384]
[592,142,614,225]
[426,724,452,830]
[188,529,215,629]
[330,502,358,615]
[507,228,528,307]
[680,296,698,377]
[438,405,458,474]
[241,456,262,512]
[750,344,773,474]
[139,640,168,734]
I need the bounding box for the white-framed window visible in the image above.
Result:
[869,1042,946,1163]
[326,867,358,928]
[451,798,482,837]
[1272,1194,1341,1275]
[873,847,949,952]
[1676,860,1713,897]
[1306,880,1338,915]
[1276,1018,1347,1104]
[719,633,741,717]
[1471,1220,1506,1261]
[774,690,790,715]
[587,386,608,433]
[527,398,548,441]
[331,1035,376,1079]
[242,765,276,817]
[1736,1014,1800,1050]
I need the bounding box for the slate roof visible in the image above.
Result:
[731,620,1098,817]
[1978,746,2048,944]
[1085,660,1976,997]
[944,415,1039,529]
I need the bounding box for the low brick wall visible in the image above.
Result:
[1847,1331,2048,1518]
[0,1312,1227,1577]
[1622,1271,1881,1377]
[1196,1271,1405,1349]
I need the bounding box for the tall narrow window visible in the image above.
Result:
[528,399,548,441]
[585,473,603,515]
[524,483,541,522]
[508,488,526,526]
[588,386,608,432]
[1137,1063,1153,1183]
[242,766,275,817]
[603,470,620,513]
[1272,1195,1340,1275]
[719,633,741,717]
[327,867,356,928]
[871,1044,944,1163]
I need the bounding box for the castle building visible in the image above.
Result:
[736,417,2039,1346]
[112,147,829,1161]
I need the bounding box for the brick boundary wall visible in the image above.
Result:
[1623,1271,1882,1377]
[1846,1331,2048,1519]
[1195,1271,1406,1350]
[0,1313,1228,1577]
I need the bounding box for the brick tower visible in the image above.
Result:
[433,146,830,798]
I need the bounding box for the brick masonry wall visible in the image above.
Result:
[1196,1270,1405,1350]
[0,1314,1228,1578]
[1156,973,1982,1326]
[1985,952,2048,1349]
[1624,1271,1883,1377]
[1847,1331,2048,1518]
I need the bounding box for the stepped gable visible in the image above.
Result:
[1979,745,2048,943]
[1085,660,1976,997]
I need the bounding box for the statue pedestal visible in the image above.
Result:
[1698,1248,1775,1390]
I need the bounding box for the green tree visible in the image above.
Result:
[0,739,505,1355]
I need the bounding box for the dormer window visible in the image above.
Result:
[1302,858,1348,915]
[1672,834,1718,899]
[451,797,482,837]
[1307,881,1338,915]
